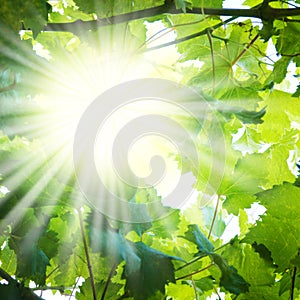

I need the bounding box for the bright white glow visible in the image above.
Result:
[94,99,190,202]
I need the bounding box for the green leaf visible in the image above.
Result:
[232,126,264,154]
[244,183,300,271]
[183,224,214,256]
[276,23,300,66]
[146,209,181,239]
[260,20,275,42]
[259,90,300,142]
[124,241,181,300]
[166,282,195,299]
[223,194,257,216]
[211,253,250,295]
[23,0,50,38]
[14,244,50,285]
[0,242,17,275]
[174,0,192,13]
[239,209,249,236]
[76,277,122,300]
[221,242,275,287]
[87,211,138,266]
[220,153,269,214]
[233,106,266,124]
[191,0,223,8]
[279,273,291,296]
[38,230,59,260]
[242,0,262,6]
[268,56,291,85]
[73,0,164,17]
[292,84,300,97]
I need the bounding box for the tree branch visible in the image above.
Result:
[40,3,300,33]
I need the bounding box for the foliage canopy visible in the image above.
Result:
[1,0,300,299]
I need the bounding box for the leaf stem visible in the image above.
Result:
[78,209,97,300]
[290,266,297,300]
[46,266,59,279]
[191,278,199,300]
[207,29,215,96]
[231,33,259,66]
[69,276,81,300]
[175,263,214,281]
[31,286,71,291]
[100,263,117,300]
[175,255,202,272]
[208,195,220,240]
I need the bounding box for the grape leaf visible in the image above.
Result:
[244,183,300,271]
[76,277,122,300]
[23,0,50,38]
[174,0,192,13]
[191,0,223,8]
[276,23,300,67]
[124,241,182,300]
[166,282,195,299]
[221,242,275,287]
[220,153,269,214]
[292,84,300,97]
[183,224,214,256]
[211,253,250,295]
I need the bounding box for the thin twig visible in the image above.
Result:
[78,209,97,300]
[32,286,71,291]
[207,29,215,96]
[191,278,199,300]
[214,240,235,252]
[100,263,117,300]
[281,53,300,57]
[213,286,222,299]
[176,264,214,281]
[280,1,299,8]
[141,17,210,49]
[175,256,202,272]
[208,195,220,240]
[46,266,59,279]
[69,276,81,300]
[290,267,297,300]
[231,33,259,66]
[144,17,237,52]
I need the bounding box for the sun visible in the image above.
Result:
[0,18,186,224]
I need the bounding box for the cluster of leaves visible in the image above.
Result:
[1,0,300,299]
